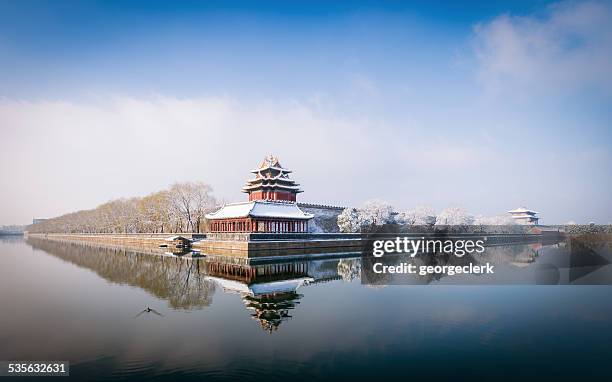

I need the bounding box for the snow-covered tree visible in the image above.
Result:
[396,206,436,225]
[359,199,394,226]
[169,181,217,232]
[337,258,361,282]
[337,208,361,233]
[435,207,474,225]
[26,181,217,234]
[337,200,395,233]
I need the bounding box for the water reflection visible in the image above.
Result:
[3,235,611,380]
[26,237,347,333]
[25,235,612,333]
[244,292,302,333]
[362,235,612,285]
[27,237,216,310]
[0,234,25,244]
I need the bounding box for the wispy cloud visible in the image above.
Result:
[0,95,511,224]
[473,1,612,94]
[2,92,610,224]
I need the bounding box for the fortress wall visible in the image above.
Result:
[26,233,205,249]
[298,203,345,233]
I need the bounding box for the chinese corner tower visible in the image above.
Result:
[206,155,313,233]
[242,155,303,202]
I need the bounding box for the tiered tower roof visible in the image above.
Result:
[242,155,303,201]
[508,207,539,215]
[507,207,540,225]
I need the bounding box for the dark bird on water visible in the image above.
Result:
[134,307,164,318]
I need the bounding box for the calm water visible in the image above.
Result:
[1,236,612,381]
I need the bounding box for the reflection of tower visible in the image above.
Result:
[243,292,303,333]
[204,259,314,333]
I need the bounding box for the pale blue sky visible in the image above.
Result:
[1,0,611,224]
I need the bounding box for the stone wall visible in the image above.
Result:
[204,232,361,241]
[298,203,345,233]
[26,233,206,248]
[559,224,612,234]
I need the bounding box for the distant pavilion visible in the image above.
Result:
[206,156,313,233]
[508,207,540,225]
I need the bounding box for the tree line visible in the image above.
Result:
[337,200,517,233]
[27,182,218,234]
